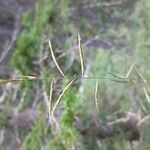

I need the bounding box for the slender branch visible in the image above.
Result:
[0,7,22,64]
[71,1,123,11]
[0,75,150,85]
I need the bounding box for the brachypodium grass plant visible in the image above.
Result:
[0,31,150,149]
[0,0,150,149]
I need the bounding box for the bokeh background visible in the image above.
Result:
[0,0,150,149]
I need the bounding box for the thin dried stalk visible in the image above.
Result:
[143,87,150,104]
[49,78,54,117]
[51,78,76,116]
[0,75,40,84]
[77,31,84,77]
[0,79,22,84]
[134,66,150,104]
[109,72,130,83]
[48,40,66,78]
[109,72,125,79]
[95,79,100,112]
[17,75,38,80]
[134,66,147,84]
[126,63,135,78]
[139,99,148,114]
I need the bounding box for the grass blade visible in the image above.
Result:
[134,65,150,104]
[139,99,148,114]
[143,87,150,104]
[51,78,76,116]
[49,40,66,78]
[134,66,147,83]
[17,75,38,80]
[77,30,84,77]
[0,79,22,84]
[126,63,134,78]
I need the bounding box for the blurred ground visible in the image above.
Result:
[0,0,35,77]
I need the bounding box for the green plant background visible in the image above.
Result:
[0,0,150,149]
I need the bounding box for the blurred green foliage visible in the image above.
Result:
[12,0,54,74]
[130,0,150,59]
[3,0,149,149]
